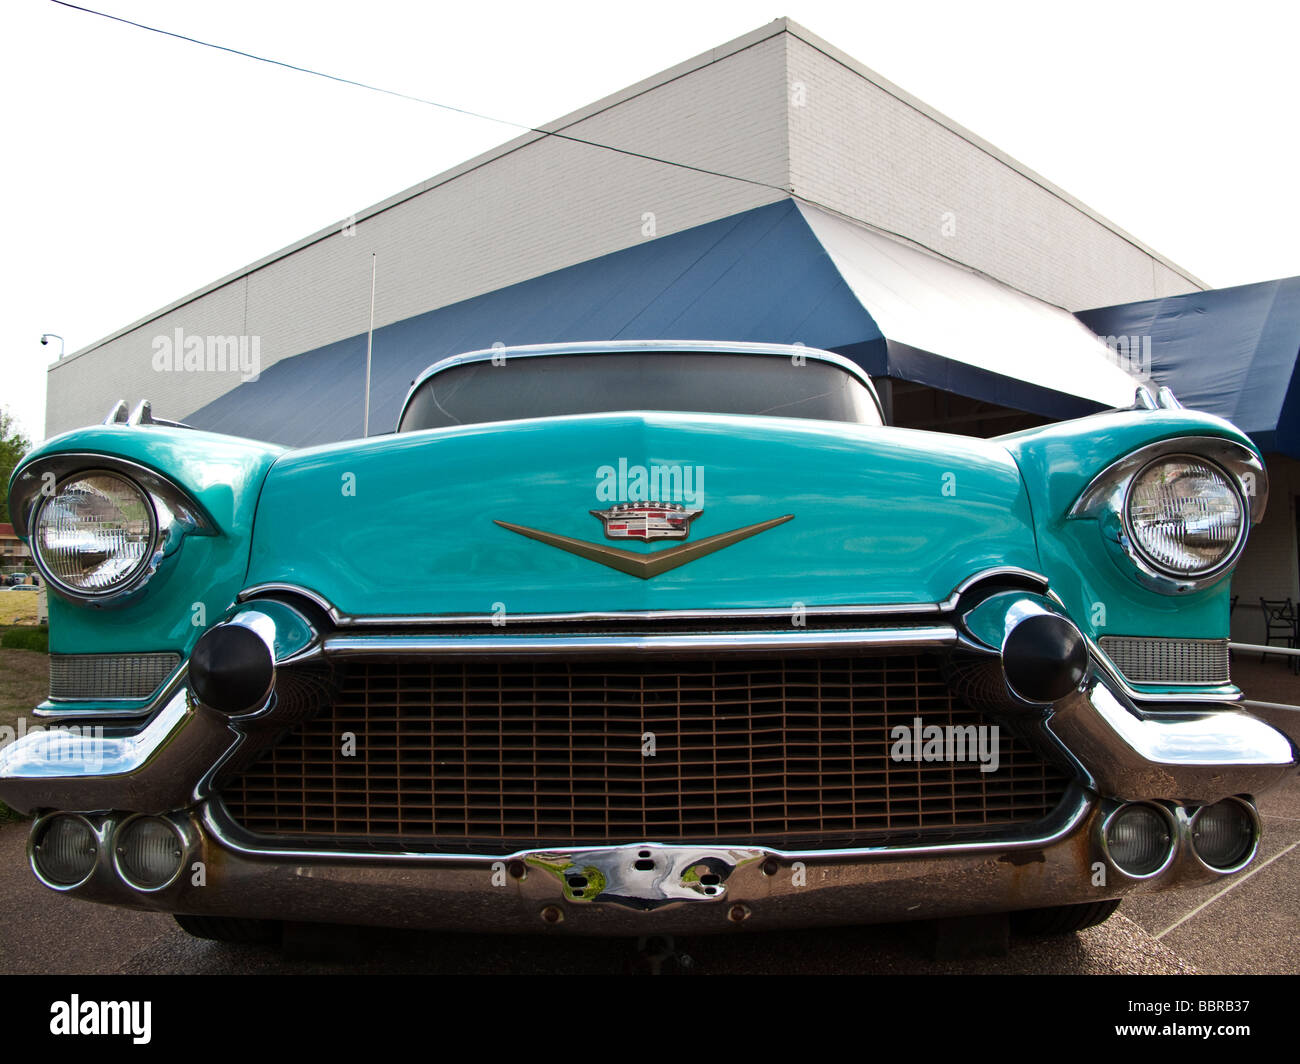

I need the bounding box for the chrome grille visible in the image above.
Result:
[49,652,180,701]
[1099,636,1230,685]
[222,654,1072,852]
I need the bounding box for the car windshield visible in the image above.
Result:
[398,351,882,431]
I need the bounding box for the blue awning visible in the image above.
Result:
[186,199,1140,446]
[1076,277,1300,458]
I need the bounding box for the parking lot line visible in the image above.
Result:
[1154,839,1300,939]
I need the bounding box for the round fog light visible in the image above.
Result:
[115,816,185,890]
[31,814,98,887]
[1104,803,1174,877]
[1192,799,1257,871]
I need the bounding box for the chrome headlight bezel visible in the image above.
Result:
[1121,454,1248,582]
[11,453,216,607]
[31,471,160,600]
[1069,436,1266,595]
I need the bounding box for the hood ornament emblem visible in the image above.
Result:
[590,502,703,541]
[494,513,794,580]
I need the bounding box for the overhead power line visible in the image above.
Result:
[47,0,790,195]
[45,1,1060,307]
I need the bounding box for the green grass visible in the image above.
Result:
[0,626,48,652]
[0,642,48,826]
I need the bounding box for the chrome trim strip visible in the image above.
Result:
[236,567,1051,629]
[202,788,1092,865]
[3,688,194,776]
[320,627,959,658]
[938,566,1049,609]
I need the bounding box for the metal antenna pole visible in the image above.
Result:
[363,253,376,437]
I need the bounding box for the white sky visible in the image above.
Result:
[3,0,1299,444]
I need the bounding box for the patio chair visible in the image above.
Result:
[1260,597,1298,671]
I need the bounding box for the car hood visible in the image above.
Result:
[245,412,1039,617]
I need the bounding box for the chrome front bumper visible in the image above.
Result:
[3,591,1297,934]
[13,785,1273,934]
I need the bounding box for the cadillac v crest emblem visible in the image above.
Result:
[590,502,703,541]
[494,510,794,580]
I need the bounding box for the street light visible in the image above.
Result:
[40,334,65,358]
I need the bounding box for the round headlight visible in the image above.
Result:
[33,473,155,596]
[1126,457,1245,577]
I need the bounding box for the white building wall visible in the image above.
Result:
[784,30,1201,313]
[46,26,791,436]
[46,18,1205,437]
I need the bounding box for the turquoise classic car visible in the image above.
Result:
[1,340,1295,944]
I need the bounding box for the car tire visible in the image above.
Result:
[173,913,281,944]
[1011,899,1121,936]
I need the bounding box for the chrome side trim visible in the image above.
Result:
[938,566,1050,610]
[320,627,959,658]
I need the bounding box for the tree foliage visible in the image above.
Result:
[0,407,33,525]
